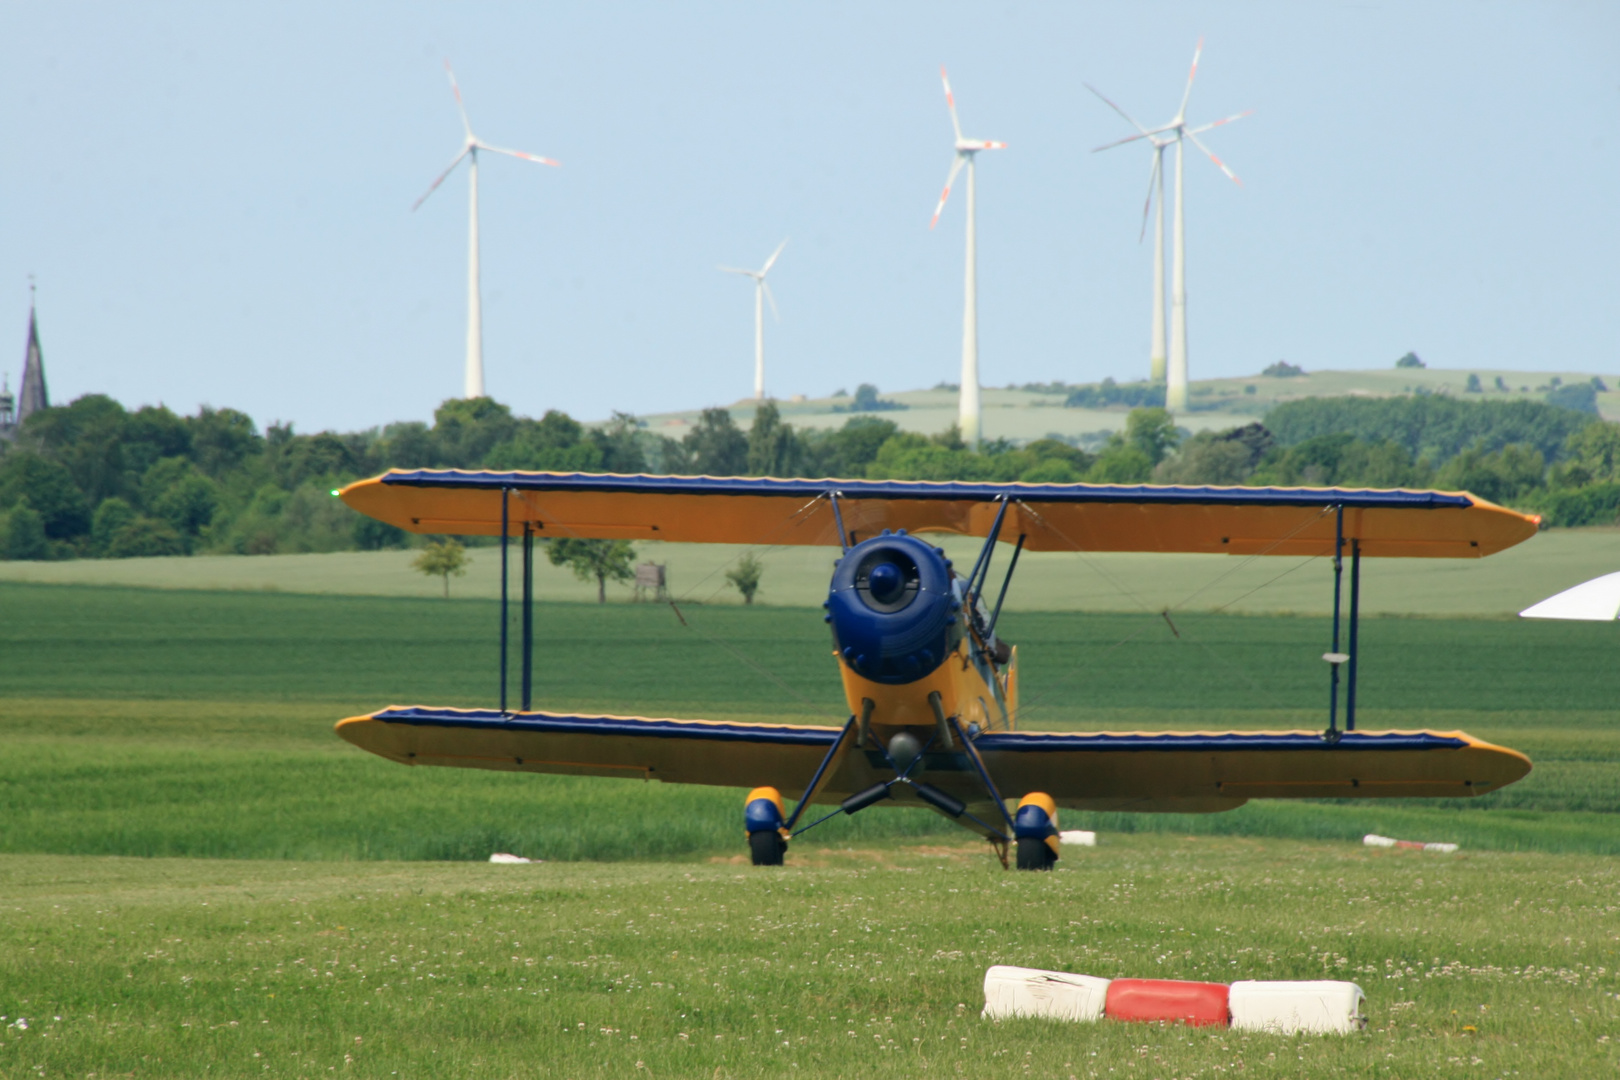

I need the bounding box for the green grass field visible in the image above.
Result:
[0,841,1615,1078]
[2,581,1617,1075]
[1,580,1617,862]
[3,525,1618,616]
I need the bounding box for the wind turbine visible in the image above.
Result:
[930,66,1005,449]
[414,61,558,400]
[1087,39,1250,412]
[719,239,788,401]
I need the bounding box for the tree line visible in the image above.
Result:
[3,388,1618,562]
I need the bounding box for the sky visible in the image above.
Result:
[3,2,1616,434]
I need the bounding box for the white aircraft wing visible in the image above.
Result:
[1519,570,1620,621]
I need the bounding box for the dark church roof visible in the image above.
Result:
[17,304,47,421]
[1,298,47,438]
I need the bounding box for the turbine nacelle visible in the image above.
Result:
[954,139,1007,153]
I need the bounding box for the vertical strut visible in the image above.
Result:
[967,496,1010,601]
[987,533,1026,640]
[1327,505,1343,737]
[829,492,850,553]
[1347,538,1361,732]
[521,523,534,712]
[499,487,510,716]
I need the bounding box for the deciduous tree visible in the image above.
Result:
[414,539,470,598]
[546,538,635,603]
[725,552,765,605]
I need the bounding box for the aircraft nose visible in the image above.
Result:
[868,561,905,605]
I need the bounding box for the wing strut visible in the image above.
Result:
[1327,505,1344,738]
[500,487,510,715]
[1323,506,1364,739]
[522,523,535,711]
[829,491,851,553]
[1347,538,1361,732]
[965,495,1011,601]
[986,532,1026,641]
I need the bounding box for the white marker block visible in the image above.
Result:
[983,966,1110,1023]
[1229,980,1367,1035]
[488,853,533,864]
[1060,830,1097,847]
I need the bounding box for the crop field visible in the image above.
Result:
[631,366,1620,443]
[1,580,1617,1076]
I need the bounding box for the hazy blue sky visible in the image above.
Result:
[3,2,1615,433]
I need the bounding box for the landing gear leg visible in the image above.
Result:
[989,836,1010,870]
[749,831,787,866]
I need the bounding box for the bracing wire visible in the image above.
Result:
[517,489,847,725]
[1006,503,1335,728]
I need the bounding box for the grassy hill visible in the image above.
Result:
[630,366,1620,445]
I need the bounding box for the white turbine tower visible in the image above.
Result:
[414,61,558,400]
[719,239,788,401]
[1087,39,1250,412]
[930,66,1005,449]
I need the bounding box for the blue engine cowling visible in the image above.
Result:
[824,531,962,685]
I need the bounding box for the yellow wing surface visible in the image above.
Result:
[337,708,1530,814]
[339,471,1540,558]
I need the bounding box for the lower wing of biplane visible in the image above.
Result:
[336,470,1541,869]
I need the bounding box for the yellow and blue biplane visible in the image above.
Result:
[336,471,1538,870]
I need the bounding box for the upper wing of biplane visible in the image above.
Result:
[337,706,1531,812]
[339,470,1540,558]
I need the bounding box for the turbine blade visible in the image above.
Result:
[444,60,472,138]
[1187,130,1242,185]
[929,154,968,229]
[1083,82,1152,136]
[412,147,472,211]
[1176,36,1205,120]
[760,238,788,276]
[940,65,963,141]
[763,279,780,321]
[1187,109,1254,136]
[718,266,755,276]
[1091,130,1153,153]
[1139,147,1163,243]
[479,142,560,167]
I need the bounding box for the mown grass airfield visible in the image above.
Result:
[2,518,1617,1076]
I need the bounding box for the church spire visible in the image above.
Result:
[17,277,47,424]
